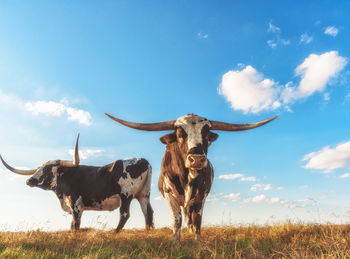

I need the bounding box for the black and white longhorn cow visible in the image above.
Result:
[0,134,154,232]
[105,113,276,241]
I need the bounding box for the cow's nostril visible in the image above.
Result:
[200,157,206,163]
[189,156,195,163]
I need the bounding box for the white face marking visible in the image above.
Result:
[50,166,59,188]
[175,115,211,151]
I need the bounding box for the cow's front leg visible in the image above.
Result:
[115,195,132,233]
[190,202,203,241]
[70,196,83,231]
[184,184,194,233]
[164,192,182,241]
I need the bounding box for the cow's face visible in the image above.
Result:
[160,115,218,170]
[26,160,61,190]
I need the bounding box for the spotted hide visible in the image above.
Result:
[105,113,277,241]
[0,135,154,232]
[158,115,216,241]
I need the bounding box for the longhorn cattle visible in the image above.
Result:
[0,134,154,232]
[105,113,276,241]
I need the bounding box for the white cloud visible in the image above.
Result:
[154,196,163,201]
[267,40,277,48]
[240,176,257,182]
[223,193,241,202]
[303,141,350,173]
[300,33,313,44]
[250,183,272,192]
[218,174,244,180]
[26,101,66,117]
[267,38,290,49]
[269,197,281,204]
[323,93,330,101]
[244,194,268,203]
[26,99,92,126]
[282,51,347,104]
[219,65,281,113]
[220,51,346,114]
[219,173,257,182]
[340,173,350,179]
[66,107,92,126]
[267,22,280,33]
[68,149,102,160]
[324,26,339,37]
[197,32,208,39]
[280,39,290,46]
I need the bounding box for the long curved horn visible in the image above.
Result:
[60,133,80,167]
[210,116,277,131]
[105,113,176,131]
[73,133,80,166]
[0,155,37,175]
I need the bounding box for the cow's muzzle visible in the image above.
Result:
[26,177,38,187]
[186,154,208,170]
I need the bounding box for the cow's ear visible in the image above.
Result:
[160,133,176,144]
[208,132,218,145]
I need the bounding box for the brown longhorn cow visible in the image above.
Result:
[105,113,276,241]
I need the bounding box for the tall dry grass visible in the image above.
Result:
[1,223,350,258]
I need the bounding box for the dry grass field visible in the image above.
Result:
[1,223,350,258]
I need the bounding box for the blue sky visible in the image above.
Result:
[1,1,350,231]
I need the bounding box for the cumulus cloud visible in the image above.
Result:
[220,51,347,114]
[68,148,102,160]
[300,33,313,44]
[223,193,241,202]
[266,22,290,49]
[240,176,257,182]
[267,22,280,33]
[303,141,350,173]
[250,183,272,192]
[26,101,66,117]
[267,38,290,49]
[324,26,339,37]
[207,192,240,203]
[218,173,257,182]
[218,174,244,180]
[219,65,281,113]
[340,173,350,179]
[282,51,347,103]
[267,40,277,49]
[244,194,273,203]
[197,32,208,39]
[208,192,313,209]
[243,195,314,208]
[26,99,92,126]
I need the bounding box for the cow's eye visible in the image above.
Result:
[201,125,209,138]
[177,127,187,139]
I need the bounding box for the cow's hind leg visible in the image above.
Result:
[71,196,83,231]
[115,195,132,233]
[138,195,154,230]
